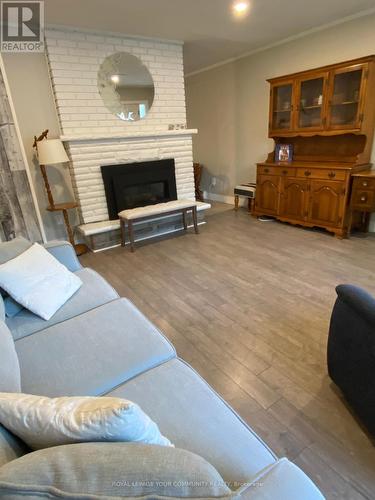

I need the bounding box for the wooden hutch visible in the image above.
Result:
[253,55,375,238]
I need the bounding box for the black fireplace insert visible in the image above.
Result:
[101,159,177,219]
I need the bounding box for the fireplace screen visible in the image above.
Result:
[101,159,177,219]
[115,181,169,210]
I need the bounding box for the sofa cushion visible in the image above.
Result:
[0,321,27,468]
[0,321,21,393]
[0,295,4,322]
[7,268,119,340]
[0,425,29,468]
[0,237,32,306]
[106,358,276,486]
[237,458,324,499]
[4,297,23,318]
[44,241,82,272]
[15,298,176,397]
[0,443,232,499]
[0,237,31,266]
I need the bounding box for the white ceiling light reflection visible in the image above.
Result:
[233,1,250,17]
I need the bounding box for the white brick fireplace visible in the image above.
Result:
[45,28,199,229]
[62,132,196,224]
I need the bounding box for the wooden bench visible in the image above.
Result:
[118,200,199,252]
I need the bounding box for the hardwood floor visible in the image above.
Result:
[80,203,375,500]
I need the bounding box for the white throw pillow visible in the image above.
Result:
[0,393,172,450]
[0,243,82,320]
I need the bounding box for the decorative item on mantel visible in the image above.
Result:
[33,130,88,256]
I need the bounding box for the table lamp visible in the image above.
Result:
[34,131,87,256]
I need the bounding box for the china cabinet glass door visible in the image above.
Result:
[327,65,366,129]
[296,73,327,130]
[270,82,293,132]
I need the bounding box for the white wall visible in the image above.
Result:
[186,13,375,228]
[1,52,78,241]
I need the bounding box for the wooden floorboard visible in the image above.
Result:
[80,203,375,500]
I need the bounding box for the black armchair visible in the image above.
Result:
[327,284,375,436]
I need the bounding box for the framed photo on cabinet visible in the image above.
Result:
[275,144,293,163]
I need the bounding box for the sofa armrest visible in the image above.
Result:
[236,458,324,499]
[335,284,375,327]
[327,284,375,435]
[43,241,82,272]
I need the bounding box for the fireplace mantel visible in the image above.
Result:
[60,129,198,143]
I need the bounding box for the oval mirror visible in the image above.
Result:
[98,52,155,122]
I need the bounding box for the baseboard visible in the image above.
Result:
[204,191,375,233]
[203,191,248,206]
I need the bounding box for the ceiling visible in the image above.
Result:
[44,0,375,74]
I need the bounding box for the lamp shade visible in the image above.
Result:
[37,139,69,165]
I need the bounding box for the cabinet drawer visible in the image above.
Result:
[353,177,375,190]
[351,190,375,210]
[296,168,347,181]
[258,165,296,176]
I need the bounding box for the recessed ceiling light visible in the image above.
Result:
[233,1,249,16]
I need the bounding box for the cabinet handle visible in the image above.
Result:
[362,181,368,187]
[304,171,311,177]
[282,170,288,175]
[328,171,336,178]
[360,195,367,202]
[264,168,269,173]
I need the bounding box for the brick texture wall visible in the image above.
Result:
[66,135,195,224]
[45,28,195,224]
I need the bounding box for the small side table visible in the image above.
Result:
[47,202,88,256]
[234,183,256,213]
[349,170,375,235]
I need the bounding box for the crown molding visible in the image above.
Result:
[185,7,375,78]
[46,23,183,46]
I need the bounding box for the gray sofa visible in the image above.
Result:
[0,239,324,499]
